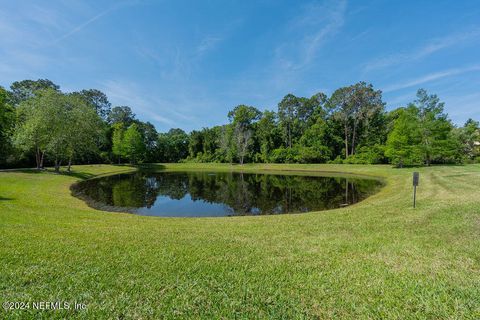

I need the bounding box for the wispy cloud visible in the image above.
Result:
[52,7,113,44]
[441,92,480,124]
[275,0,347,71]
[196,35,223,55]
[102,80,177,126]
[101,79,205,130]
[364,28,480,72]
[386,92,415,107]
[383,65,480,93]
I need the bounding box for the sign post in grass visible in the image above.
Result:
[413,172,419,208]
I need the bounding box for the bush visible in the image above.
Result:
[294,146,330,163]
[344,145,387,164]
[270,147,297,163]
[270,146,331,164]
[327,156,344,164]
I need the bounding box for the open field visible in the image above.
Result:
[1,163,480,319]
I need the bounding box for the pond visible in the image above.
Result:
[71,171,383,217]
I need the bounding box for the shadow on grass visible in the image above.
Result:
[65,164,164,181]
[3,164,166,180]
[12,169,44,174]
[0,196,14,201]
[63,171,96,180]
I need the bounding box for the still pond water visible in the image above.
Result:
[71,171,382,217]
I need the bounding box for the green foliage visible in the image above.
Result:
[385,90,463,167]
[14,89,60,169]
[343,144,386,164]
[63,93,105,169]
[255,110,281,162]
[9,79,60,105]
[14,89,104,171]
[277,93,326,149]
[456,119,480,162]
[385,106,423,167]
[136,121,159,162]
[123,123,146,164]
[157,128,189,162]
[0,87,15,164]
[270,147,298,163]
[1,77,477,169]
[327,82,385,158]
[108,106,135,126]
[71,89,111,121]
[112,123,126,163]
[228,105,261,164]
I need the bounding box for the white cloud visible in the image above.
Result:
[101,80,177,126]
[100,79,207,130]
[364,28,480,72]
[196,35,223,55]
[275,0,347,71]
[52,8,112,44]
[444,92,480,120]
[383,65,480,93]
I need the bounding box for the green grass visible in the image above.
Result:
[1,163,479,319]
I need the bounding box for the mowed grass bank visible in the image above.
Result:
[0,163,479,319]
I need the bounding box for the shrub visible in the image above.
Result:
[344,144,387,164]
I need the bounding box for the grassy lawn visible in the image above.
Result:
[1,163,479,319]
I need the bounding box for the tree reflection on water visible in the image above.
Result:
[72,171,382,217]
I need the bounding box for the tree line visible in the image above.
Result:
[0,79,479,171]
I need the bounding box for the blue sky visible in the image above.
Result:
[1,0,479,132]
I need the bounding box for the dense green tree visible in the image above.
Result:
[14,89,103,172]
[9,79,60,106]
[188,130,204,159]
[297,117,331,163]
[3,76,477,169]
[327,82,385,158]
[277,94,300,149]
[112,123,126,164]
[123,123,146,164]
[63,94,104,171]
[72,89,111,121]
[385,92,462,167]
[14,89,58,169]
[0,87,15,165]
[108,106,135,126]
[385,106,423,167]
[277,93,325,149]
[414,89,459,165]
[157,128,189,162]
[228,105,261,164]
[135,121,158,162]
[256,110,281,162]
[187,126,225,162]
[457,119,480,161]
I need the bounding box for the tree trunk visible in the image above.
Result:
[54,158,61,173]
[35,146,41,170]
[287,124,291,149]
[289,125,291,148]
[67,158,72,173]
[351,120,357,156]
[344,124,349,159]
[40,151,45,169]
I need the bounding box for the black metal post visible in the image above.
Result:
[413,185,416,208]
